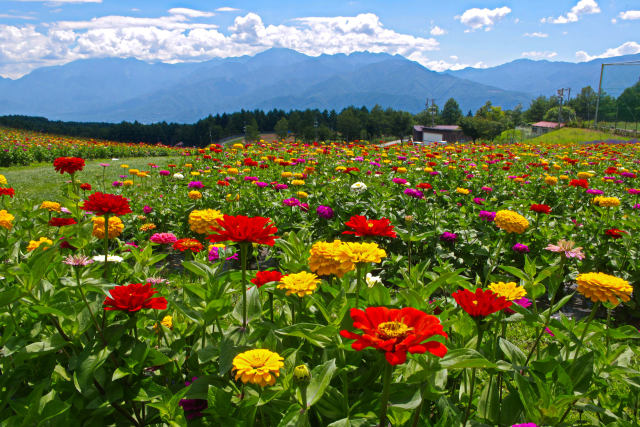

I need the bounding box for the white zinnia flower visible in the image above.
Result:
[350,182,367,193]
[366,273,382,288]
[173,173,184,179]
[92,255,124,263]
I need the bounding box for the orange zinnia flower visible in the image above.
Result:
[340,307,448,365]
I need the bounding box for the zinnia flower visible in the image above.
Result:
[232,349,284,387]
[0,188,14,198]
[576,272,632,306]
[452,288,512,317]
[512,243,530,253]
[91,216,124,239]
[251,270,284,288]
[404,188,424,199]
[592,196,620,207]
[81,192,132,216]
[40,201,62,212]
[173,238,204,253]
[150,232,178,244]
[63,255,94,266]
[277,271,320,297]
[188,209,223,234]
[544,239,584,260]
[343,215,397,238]
[335,242,386,270]
[340,306,448,365]
[488,282,526,301]
[27,237,53,252]
[49,217,77,227]
[440,232,457,242]
[308,240,354,278]
[479,210,496,222]
[350,182,367,192]
[569,179,589,189]
[53,157,85,175]
[207,215,279,246]
[0,210,14,230]
[103,283,167,312]
[605,228,627,239]
[494,210,529,234]
[316,205,334,219]
[530,204,551,214]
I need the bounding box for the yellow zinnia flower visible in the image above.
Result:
[188,209,223,234]
[91,216,124,239]
[188,190,202,200]
[291,180,305,186]
[27,237,53,252]
[232,349,284,387]
[494,210,529,234]
[308,240,354,278]
[456,187,470,195]
[544,176,558,185]
[0,210,14,230]
[40,201,61,212]
[123,180,134,186]
[335,242,386,270]
[592,196,620,207]
[576,272,632,306]
[140,223,156,232]
[277,271,320,297]
[488,282,526,301]
[0,175,7,185]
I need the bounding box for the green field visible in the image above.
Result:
[0,156,180,203]
[527,127,634,144]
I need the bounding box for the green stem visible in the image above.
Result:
[605,308,611,358]
[240,243,248,329]
[355,263,364,308]
[378,362,393,427]
[524,292,558,366]
[574,302,599,359]
[463,321,484,425]
[103,214,110,279]
[269,292,274,323]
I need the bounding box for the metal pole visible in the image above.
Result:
[594,64,604,127]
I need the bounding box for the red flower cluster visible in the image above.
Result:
[452,288,512,318]
[606,228,627,239]
[530,203,551,214]
[569,179,589,189]
[217,180,230,187]
[103,283,167,312]
[53,157,85,175]
[340,307,448,365]
[80,183,92,191]
[173,238,204,252]
[207,215,279,246]
[416,182,432,190]
[342,215,397,238]
[49,217,78,227]
[0,188,15,198]
[251,270,284,288]
[81,192,132,216]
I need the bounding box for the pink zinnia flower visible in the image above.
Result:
[150,232,178,244]
[544,239,584,260]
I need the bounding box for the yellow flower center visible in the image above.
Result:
[377,321,412,340]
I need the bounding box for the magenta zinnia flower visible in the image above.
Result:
[150,232,178,245]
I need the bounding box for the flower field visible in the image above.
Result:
[0,127,179,166]
[0,138,639,426]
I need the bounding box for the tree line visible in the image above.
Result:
[0,82,636,146]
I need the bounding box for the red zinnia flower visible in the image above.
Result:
[530,204,551,214]
[80,183,92,191]
[53,157,85,175]
[452,288,512,317]
[416,183,432,190]
[81,192,132,216]
[0,188,14,198]
[340,307,448,365]
[207,215,279,246]
[217,180,230,186]
[605,228,627,239]
[251,270,284,288]
[569,179,589,189]
[103,283,167,312]
[173,238,204,252]
[342,215,397,238]
[49,217,77,227]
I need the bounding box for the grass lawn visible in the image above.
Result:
[0,156,181,204]
[527,127,633,144]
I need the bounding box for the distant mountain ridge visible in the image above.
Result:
[0,49,637,123]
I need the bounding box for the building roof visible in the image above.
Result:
[532,121,563,128]
[415,125,461,131]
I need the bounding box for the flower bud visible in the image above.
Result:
[292,364,311,385]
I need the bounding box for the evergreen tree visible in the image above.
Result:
[441,98,463,124]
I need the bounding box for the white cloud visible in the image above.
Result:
[0,14,36,20]
[523,32,548,38]
[521,50,558,59]
[168,8,214,18]
[216,7,240,12]
[430,25,446,36]
[619,10,640,20]
[576,41,640,62]
[456,7,511,31]
[0,12,445,78]
[543,0,600,24]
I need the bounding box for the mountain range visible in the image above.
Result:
[0,48,638,124]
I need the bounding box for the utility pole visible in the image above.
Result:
[426,98,436,126]
[594,63,604,127]
[556,88,571,124]
[314,118,318,142]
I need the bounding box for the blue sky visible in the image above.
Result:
[0,0,638,78]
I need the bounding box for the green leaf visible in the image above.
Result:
[499,338,526,366]
[498,265,529,282]
[0,287,21,307]
[440,348,497,369]
[306,358,337,407]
